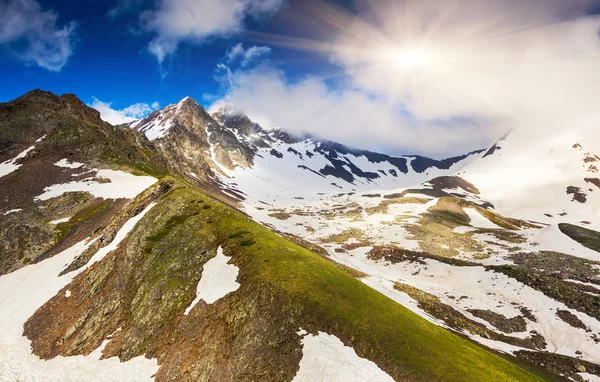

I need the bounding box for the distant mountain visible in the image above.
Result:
[129,97,482,202]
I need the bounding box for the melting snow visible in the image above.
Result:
[330,249,600,364]
[3,208,22,215]
[0,140,40,178]
[463,208,501,229]
[36,169,157,201]
[453,226,477,234]
[529,224,600,262]
[0,238,158,381]
[292,331,394,382]
[183,246,240,314]
[580,373,600,382]
[55,159,85,169]
[50,217,70,224]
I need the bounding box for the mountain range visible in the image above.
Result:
[1,89,599,382]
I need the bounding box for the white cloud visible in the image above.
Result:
[141,0,284,63]
[212,0,600,156]
[89,98,159,125]
[329,0,600,125]
[226,43,271,67]
[0,0,77,71]
[211,65,501,156]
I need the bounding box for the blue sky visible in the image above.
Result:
[2,0,600,157]
[0,0,319,110]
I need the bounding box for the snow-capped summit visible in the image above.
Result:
[127,98,483,198]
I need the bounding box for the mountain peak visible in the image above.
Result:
[11,89,103,124]
[177,96,196,107]
[0,90,107,160]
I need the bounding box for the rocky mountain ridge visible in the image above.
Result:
[129,97,484,196]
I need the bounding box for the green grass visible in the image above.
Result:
[239,239,256,247]
[39,178,549,381]
[146,212,200,243]
[53,200,112,243]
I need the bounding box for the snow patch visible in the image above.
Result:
[532,224,600,262]
[292,331,394,382]
[0,140,40,178]
[184,246,240,314]
[464,208,501,229]
[50,217,70,225]
[4,208,22,215]
[297,328,308,336]
[579,373,600,382]
[330,249,600,363]
[36,170,157,201]
[55,159,85,169]
[453,226,477,234]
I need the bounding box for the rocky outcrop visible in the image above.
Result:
[133,98,255,182]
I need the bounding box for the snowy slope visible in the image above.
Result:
[217,136,480,204]
[208,106,482,203]
[129,99,184,140]
[459,126,600,230]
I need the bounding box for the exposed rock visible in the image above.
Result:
[515,351,599,381]
[556,309,587,330]
[567,186,587,203]
[467,309,527,333]
[559,223,600,253]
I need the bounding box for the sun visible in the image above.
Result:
[391,48,429,70]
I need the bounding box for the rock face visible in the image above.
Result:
[131,98,254,181]
[0,89,106,161]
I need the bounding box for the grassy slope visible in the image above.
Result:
[25,179,548,381]
[181,184,546,381]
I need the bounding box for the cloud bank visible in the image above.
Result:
[141,0,284,63]
[0,0,77,71]
[213,0,600,157]
[90,98,159,125]
[211,65,498,156]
